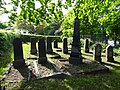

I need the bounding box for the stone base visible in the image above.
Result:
[30,49,37,55]
[55,48,62,52]
[46,49,53,54]
[94,58,102,63]
[69,57,82,65]
[107,57,114,62]
[63,49,68,54]
[38,57,48,64]
[85,49,89,53]
[27,54,38,60]
[13,59,25,69]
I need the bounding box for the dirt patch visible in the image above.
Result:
[54,59,109,76]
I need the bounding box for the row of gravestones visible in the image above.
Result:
[13,37,69,69]
[84,39,114,62]
[31,37,114,63]
[30,37,68,55]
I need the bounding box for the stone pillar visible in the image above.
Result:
[30,37,37,55]
[13,38,25,69]
[69,17,82,65]
[38,38,48,64]
[106,45,114,62]
[54,40,58,48]
[62,37,68,54]
[84,39,89,53]
[93,44,102,62]
[46,37,53,54]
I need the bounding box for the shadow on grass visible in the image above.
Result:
[112,61,120,64]
[82,53,93,57]
[16,65,32,79]
[101,62,120,69]
[18,69,120,90]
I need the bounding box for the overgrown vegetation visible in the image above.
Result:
[0,31,20,76]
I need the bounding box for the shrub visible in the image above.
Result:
[20,34,62,42]
[0,31,20,68]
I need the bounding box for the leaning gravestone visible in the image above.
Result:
[38,38,48,64]
[84,39,89,53]
[69,17,82,65]
[53,40,58,48]
[62,37,68,54]
[106,45,114,62]
[30,37,37,55]
[93,44,102,62]
[46,37,53,54]
[13,38,25,69]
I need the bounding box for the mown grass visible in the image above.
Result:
[2,42,120,90]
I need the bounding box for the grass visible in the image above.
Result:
[1,42,120,90]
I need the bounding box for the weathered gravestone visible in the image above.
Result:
[46,37,53,54]
[53,40,58,48]
[93,44,102,62]
[69,17,82,65]
[62,37,68,54]
[38,38,48,64]
[106,45,114,62]
[30,37,37,55]
[13,38,25,69]
[84,38,89,53]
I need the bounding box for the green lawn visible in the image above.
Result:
[1,42,120,90]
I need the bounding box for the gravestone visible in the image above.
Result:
[69,17,82,65]
[84,39,89,53]
[46,37,53,54]
[93,44,102,62]
[62,37,68,54]
[13,38,25,69]
[54,40,58,48]
[38,38,48,64]
[30,37,37,55]
[106,45,114,62]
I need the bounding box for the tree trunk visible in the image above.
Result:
[114,39,117,46]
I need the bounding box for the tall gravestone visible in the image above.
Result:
[54,40,58,48]
[46,37,53,54]
[38,38,48,64]
[69,17,82,65]
[93,44,102,62]
[30,37,37,55]
[13,38,25,69]
[106,45,114,62]
[62,37,68,54]
[84,39,89,53]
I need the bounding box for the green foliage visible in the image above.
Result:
[0,31,20,75]
[20,34,62,42]
[0,22,7,29]
[0,31,20,52]
[61,29,73,38]
[20,34,43,43]
[44,22,62,35]
[35,24,44,35]
[61,0,120,40]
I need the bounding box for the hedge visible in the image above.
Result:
[0,31,20,67]
[20,34,62,42]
